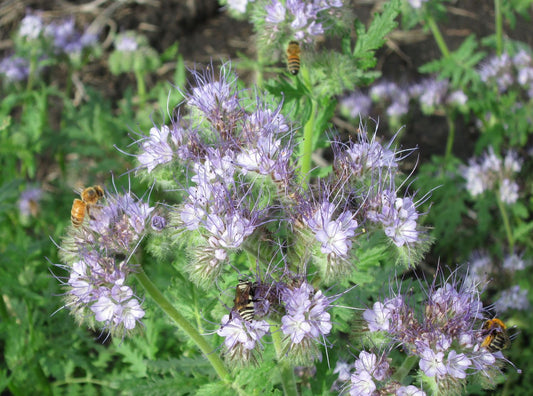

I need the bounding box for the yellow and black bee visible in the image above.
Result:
[286,41,301,75]
[70,185,104,227]
[481,318,511,352]
[230,280,256,321]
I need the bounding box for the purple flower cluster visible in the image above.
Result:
[58,187,155,336]
[45,17,97,55]
[0,55,30,82]
[18,186,43,218]
[494,285,530,314]
[133,63,295,285]
[18,10,44,39]
[362,269,512,391]
[341,77,467,123]
[333,352,426,395]
[303,199,358,275]
[264,0,343,43]
[461,147,522,204]
[218,279,334,365]
[114,34,139,52]
[479,51,533,97]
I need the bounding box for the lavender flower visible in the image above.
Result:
[18,186,43,218]
[263,0,343,44]
[494,285,529,313]
[217,314,270,365]
[461,147,522,204]
[45,17,97,54]
[340,91,372,119]
[368,189,420,247]
[57,186,154,336]
[299,198,359,280]
[115,34,138,52]
[362,268,514,391]
[280,281,332,363]
[0,55,30,82]
[349,370,376,396]
[396,385,426,396]
[19,10,44,39]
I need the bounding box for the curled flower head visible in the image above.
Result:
[57,184,154,337]
[19,10,44,39]
[362,268,514,391]
[45,17,97,54]
[461,147,522,203]
[280,281,333,364]
[217,314,270,365]
[0,55,31,82]
[259,0,345,48]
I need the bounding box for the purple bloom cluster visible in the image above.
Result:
[341,77,467,124]
[18,186,43,218]
[307,201,358,255]
[479,51,533,97]
[58,187,155,336]
[45,17,97,55]
[217,314,270,365]
[218,279,334,365]
[114,34,139,52]
[362,269,513,391]
[18,10,44,39]
[461,147,522,204]
[333,351,426,395]
[264,0,343,43]
[494,285,530,314]
[133,63,296,285]
[0,55,30,82]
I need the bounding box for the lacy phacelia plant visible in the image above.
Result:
[346,269,518,395]
[131,63,430,287]
[460,147,522,204]
[56,187,155,337]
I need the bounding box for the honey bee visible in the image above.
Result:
[230,280,256,321]
[70,185,104,227]
[286,41,301,75]
[481,318,511,352]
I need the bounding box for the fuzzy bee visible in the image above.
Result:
[230,280,257,321]
[481,318,511,352]
[286,41,301,75]
[70,185,104,227]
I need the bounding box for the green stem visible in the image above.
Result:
[134,268,229,381]
[391,355,419,383]
[426,15,450,58]
[271,328,298,396]
[298,66,316,187]
[134,69,147,107]
[496,195,514,251]
[444,113,455,164]
[494,0,503,56]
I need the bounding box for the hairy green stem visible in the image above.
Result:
[494,0,503,56]
[391,355,419,382]
[426,15,450,59]
[496,195,514,251]
[134,268,230,381]
[271,328,298,396]
[134,69,147,107]
[298,66,316,187]
[444,113,455,164]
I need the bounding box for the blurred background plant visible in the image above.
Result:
[1,0,532,394]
